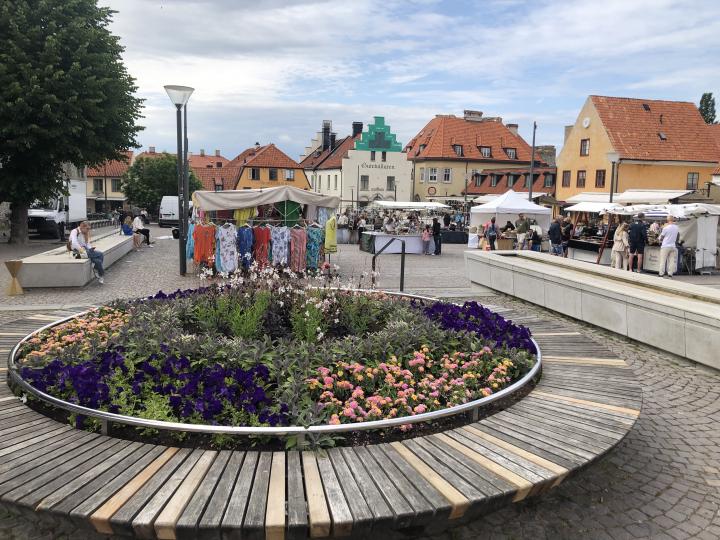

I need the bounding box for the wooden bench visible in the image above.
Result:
[16,230,134,288]
[0,308,642,539]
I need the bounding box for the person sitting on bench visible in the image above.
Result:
[69,221,105,284]
[132,213,153,247]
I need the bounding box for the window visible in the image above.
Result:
[419,167,425,183]
[428,168,438,182]
[491,174,500,187]
[580,139,590,156]
[111,179,121,192]
[595,169,606,188]
[658,132,667,141]
[214,182,223,192]
[216,161,223,168]
[370,151,376,161]
[360,175,369,191]
[327,175,331,190]
[334,175,338,190]
[452,144,463,157]
[417,144,426,156]
[285,169,294,181]
[479,146,492,158]
[386,176,395,191]
[504,148,517,159]
[543,174,554,188]
[93,178,103,192]
[562,170,571,187]
[442,168,452,183]
[577,170,586,188]
[251,168,260,180]
[525,174,533,188]
[269,168,278,181]
[687,172,699,190]
[507,174,515,188]
[381,151,387,162]
[470,169,481,187]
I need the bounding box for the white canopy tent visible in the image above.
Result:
[614,189,693,205]
[368,201,450,210]
[470,190,552,230]
[564,202,623,214]
[192,186,340,211]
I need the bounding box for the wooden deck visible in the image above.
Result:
[0,309,641,539]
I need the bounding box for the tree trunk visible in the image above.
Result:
[10,203,29,245]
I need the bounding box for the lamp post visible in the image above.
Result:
[528,121,537,201]
[606,151,619,203]
[164,85,194,275]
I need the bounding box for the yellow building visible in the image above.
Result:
[556,96,719,202]
[86,151,133,213]
[230,143,310,190]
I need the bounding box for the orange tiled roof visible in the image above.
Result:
[193,166,242,191]
[188,153,229,170]
[134,149,169,160]
[230,144,302,169]
[87,151,133,177]
[405,115,544,164]
[300,134,361,170]
[465,167,556,195]
[709,123,720,174]
[591,96,719,163]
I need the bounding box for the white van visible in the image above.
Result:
[158,196,192,227]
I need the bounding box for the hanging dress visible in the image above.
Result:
[324,215,337,254]
[290,227,307,272]
[236,226,254,268]
[306,227,324,269]
[186,222,195,261]
[217,223,238,273]
[253,226,271,268]
[193,224,216,266]
[271,226,291,266]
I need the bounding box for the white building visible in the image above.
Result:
[300,117,413,211]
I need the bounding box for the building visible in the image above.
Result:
[710,124,720,184]
[405,111,553,202]
[85,151,133,213]
[301,117,413,210]
[556,96,720,202]
[230,143,310,190]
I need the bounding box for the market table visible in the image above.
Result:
[360,231,434,254]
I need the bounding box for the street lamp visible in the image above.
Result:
[606,151,620,203]
[164,85,194,275]
[528,121,537,201]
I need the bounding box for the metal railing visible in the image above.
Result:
[6,291,541,439]
[371,238,406,291]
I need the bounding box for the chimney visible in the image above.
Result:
[149,146,156,154]
[506,123,519,136]
[564,125,573,143]
[330,132,337,149]
[215,149,221,157]
[322,120,331,151]
[463,110,483,121]
[536,145,557,167]
[200,149,205,157]
[352,122,363,137]
[254,142,260,150]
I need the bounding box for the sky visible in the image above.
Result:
[104,0,720,161]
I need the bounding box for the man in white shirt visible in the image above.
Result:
[658,215,680,278]
[132,214,152,247]
[70,221,105,284]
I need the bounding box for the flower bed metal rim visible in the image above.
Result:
[6,290,541,437]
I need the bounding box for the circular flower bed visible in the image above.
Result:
[14,268,536,447]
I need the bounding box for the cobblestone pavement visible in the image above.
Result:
[2,239,720,538]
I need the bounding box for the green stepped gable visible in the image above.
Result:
[355,116,403,152]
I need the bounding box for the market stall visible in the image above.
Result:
[360,201,449,254]
[563,201,624,264]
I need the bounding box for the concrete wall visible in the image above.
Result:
[465,250,720,370]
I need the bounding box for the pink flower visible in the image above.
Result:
[329,414,341,425]
[413,404,427,414]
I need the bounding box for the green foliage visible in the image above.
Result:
[226,291,270,340]
[122,154,202,214]
[291,301,326,342]
[0,0,143,240]
[699,92,717,124]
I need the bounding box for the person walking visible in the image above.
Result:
[356,214,367,245]
[548,217,563,256]
[421,225,432,255]
[515,213,530,249]
[561,217,573,258]
[484,217,499,250]
[611,222,630,270]
[432,217,442,255]
[658,215,680,278]
[133,213,153,247]
[70,221,105,284]
[628,213,648,273]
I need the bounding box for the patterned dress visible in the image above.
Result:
[253,226,271,268]
[306,227,325,269]
[290,227,307,272]
[192,224,216,266]
[217,223,238,273]
[271,226,291,266]
[236,226,254,268]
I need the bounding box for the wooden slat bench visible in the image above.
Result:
[17,230,134,287]
[0,310,642,539]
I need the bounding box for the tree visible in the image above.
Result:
[0,0,143,244]
[699,92,717,124]
[122,154,202,215]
